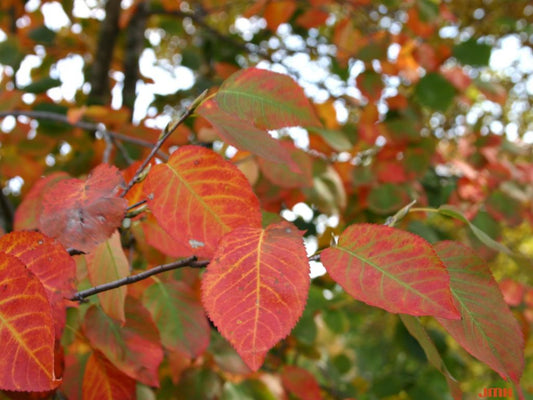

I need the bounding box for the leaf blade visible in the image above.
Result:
[321,224,460,318]
[201,221,310,371]
[0,231,76,339]
[434,241,524,384]
[144,145,262,257]
[39,164,128,252]
[86,231,130,323]
[0,252,59,391]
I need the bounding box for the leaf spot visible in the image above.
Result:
[189,239,205,248]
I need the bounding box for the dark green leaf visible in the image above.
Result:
[414,73,456,112]
[453,39,492,66]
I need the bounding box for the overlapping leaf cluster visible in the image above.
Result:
[0,0,532,398]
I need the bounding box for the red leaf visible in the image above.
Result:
[198,99,299,171]
[321,224,460,319]
[202,221,310,371]
[144,145,262,257]
[434,241,524,384]
[197,67,321,169]
[82,298,164,387]
[257,141,314,188]
[40,164,128,252]
[82,352,135,400]
[13,172,69,231]
[264,0,297,31]
[281,366,323,400]
[0,252,60,391]
[86,231,129,323]
[0,231,76,338]
[143,280,210,358]
[212,67,321,130]
[141,213,191,258]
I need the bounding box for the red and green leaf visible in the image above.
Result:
[197,99,299,170]
[321,224,460,319]
[86,231,130,323]
[40,164,128,252]
[13,172,69,231]
[281,365,323,400]
[0,252,60,391]
[0,231,76,338]
[143,279,210,358]
[202,221,310,371]
[434,241,524,384]
[211,67,321,130]
[82,298,163,387]
[144,145,262,257]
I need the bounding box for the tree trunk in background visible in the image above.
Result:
[123,0,148,115]
[88,0,121,105]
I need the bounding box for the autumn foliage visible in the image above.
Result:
[0,0,532,399]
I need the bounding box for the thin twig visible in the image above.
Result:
[120,89,208,198]
[0,110,166,157]
[69,256,208,302]
[126,199,147,211]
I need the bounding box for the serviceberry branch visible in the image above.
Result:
[69,255,209,302]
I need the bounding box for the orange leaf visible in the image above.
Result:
[321,224,460,319]
[264,0,297,31]
[281,365,323,400]
[86,231,129,323]
[0,252,60,391]
[40,164,128,252]
[144,145,262,257]
[0,231,76,338]
[82,352,135,400]
[202,221,310,371]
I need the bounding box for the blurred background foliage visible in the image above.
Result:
[1,0,533,398]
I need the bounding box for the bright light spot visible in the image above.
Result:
[45,154,55,166]
[293,202,314,222]
[323,289,333,300]
[59,141,72,156]
[55,55,85,100]
[233,16,265,41]
[505,122,518,141]
[523,131,533,143]
[5,176,24,196]
[42,2,71,30]
[1,116,15,132]
[16,55,42,87]
[310,261,326,278]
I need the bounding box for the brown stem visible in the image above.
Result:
[69,256,209,302]
[0,110,165,156]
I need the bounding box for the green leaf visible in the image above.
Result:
[308,127,352,151]
[434,241,524,384]
[400,315,462,400]
[414,73,456,112]
[368,183,409,215]
[143,280,210,358]
[0,38,24,69]
[453,39,492,66]
[28,25,56,45]
[22,77,61,94]
[437,205,514,256]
